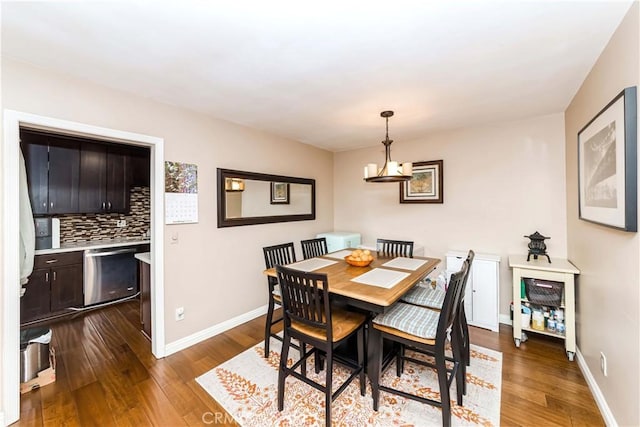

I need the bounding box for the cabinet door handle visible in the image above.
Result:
[42,202,47,208]
[107,201,112,210]
[53,271,57,281]
[45,259,58,264]
[45,272,49,282]
[50,201,54,209]
[102,202,106,210]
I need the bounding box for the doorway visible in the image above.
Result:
[2,110,166,425]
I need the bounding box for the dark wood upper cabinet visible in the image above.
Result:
[21,130,80,215]
[22,128,144,216]
[130,146,151,188]
[79,142,131,213]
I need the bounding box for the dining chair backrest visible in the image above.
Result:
[437,256,471,347]
[301,237,328,260]
[376,238,414,258]
[276,265,333,343]
[458,250,475,309]
[263,242,297,270]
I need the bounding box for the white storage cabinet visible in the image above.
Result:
[446,251,500,332]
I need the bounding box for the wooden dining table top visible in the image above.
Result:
[264,249,441,313]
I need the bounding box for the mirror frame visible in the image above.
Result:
[217,168,316,227]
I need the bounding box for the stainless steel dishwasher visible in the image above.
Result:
[83,244,149,306]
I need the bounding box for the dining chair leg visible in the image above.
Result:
[264,297,276,357]
[451,327,464,406]
[300,341,307,378]
[357,328,366,396]
[278,333,291,411]
[314,351,325,374]
[436,351,452,427]
[456,309,470,395]
[325,348,333,427]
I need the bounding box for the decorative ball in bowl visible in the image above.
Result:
[345,249,374,267]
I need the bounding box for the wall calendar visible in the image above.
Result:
[164,161,198,224]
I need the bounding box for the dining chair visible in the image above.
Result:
[376,238,414,257]
[400,250,475,395]
[262,242,297,357]
[368,257,471,427]
[300,237,328,259]
[276,265,367,427]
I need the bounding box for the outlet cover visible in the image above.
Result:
[600,352,607,376]
[175,307,185,321]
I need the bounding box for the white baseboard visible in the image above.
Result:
[164,304,268,356]
[499,314,512,325]
[576,349,617,426]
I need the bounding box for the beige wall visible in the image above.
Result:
[334,113,568,317]
[565,3,639,425]
[0,58,334,348]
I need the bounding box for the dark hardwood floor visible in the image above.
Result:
[15,300,604,426]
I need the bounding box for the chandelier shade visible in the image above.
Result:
[364,111,412,182]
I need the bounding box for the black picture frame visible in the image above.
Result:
[270,182,290,204]
[578,86,637,231]
[400,160,443,204]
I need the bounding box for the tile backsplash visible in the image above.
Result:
[58,186,150,243]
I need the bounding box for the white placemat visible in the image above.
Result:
[287,257,337,272]
[324,250,353,259]
[351,268,410,289]
[382,257,427,271]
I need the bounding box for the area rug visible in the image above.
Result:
[196,337,502,426]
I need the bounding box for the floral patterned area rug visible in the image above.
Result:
[196,337,502,426]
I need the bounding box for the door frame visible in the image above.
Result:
[2,110,166,425]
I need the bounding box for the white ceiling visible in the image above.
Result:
[1,1,633,152]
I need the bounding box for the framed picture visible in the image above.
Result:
[578,86,637,231]
[400,160,443,204]
[270,182,290,204]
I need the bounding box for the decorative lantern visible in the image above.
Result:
[524,231,551,263]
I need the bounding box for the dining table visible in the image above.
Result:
[264,248,442,383]
[263,248,441,314]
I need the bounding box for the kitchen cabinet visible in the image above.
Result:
[21,130,80,215]
[137,255,152,340]
[79,142,131,213]
[130,145,151,188]
[446,251,500,331]
[21,251,84,325]
[509,254,579,361]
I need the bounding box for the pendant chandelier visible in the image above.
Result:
[364,111,412,182]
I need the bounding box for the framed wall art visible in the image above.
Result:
[400,160,443,204]
[270,182,290,204]
[578,86,637,231]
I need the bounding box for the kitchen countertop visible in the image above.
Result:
[35,238,151,255]
[134,252,151,264]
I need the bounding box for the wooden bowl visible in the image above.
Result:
[344,256,373,267]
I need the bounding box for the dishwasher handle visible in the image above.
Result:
[84,248,138,257]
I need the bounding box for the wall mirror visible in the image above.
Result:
[217,168,316,227]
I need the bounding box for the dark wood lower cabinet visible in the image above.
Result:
[20,269,52,322]
[139,260,151,340]
[50,263,84,312]
[21,251,84,325]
